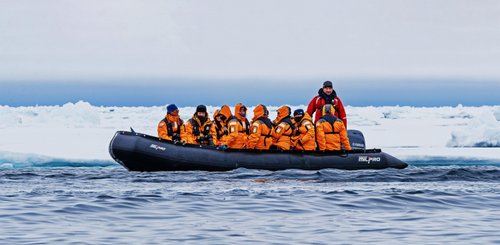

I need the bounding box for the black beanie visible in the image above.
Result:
[196,105,207,113]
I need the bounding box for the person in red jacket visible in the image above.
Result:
[306,81,347,128]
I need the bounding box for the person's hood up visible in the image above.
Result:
[234,103,247,121]
[252,104,267,121]
[275,105,291,122]
[219,105,233,122]
[301,112,313,122]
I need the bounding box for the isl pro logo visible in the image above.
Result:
[150,144,166,151]
[358,156,381,164]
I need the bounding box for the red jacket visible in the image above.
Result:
[307,89,347,128]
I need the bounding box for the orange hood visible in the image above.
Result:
[213,109,220,119]
[301,112,313,122]
[234,103,247,121]
[252,104,268,121]
[275,105,291,122]
[219,105,233,122]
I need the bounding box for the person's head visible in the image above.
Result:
[322,81,333,95]
[293,109,305,122]
[219,105,232,122]
[235,103,247,118]
[252,104,269,121]
[167,104,179,116]
[196,105,207,119]
[213,109,222,122]
[276,105,291,121]
[322,104,335,116]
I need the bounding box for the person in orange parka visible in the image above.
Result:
[158,104,183,141]
[247,104,274,150]
[291,109,316,151]
[181,105,213,145]
[315,104,351,151]
[210,109,228,146]
[271,106,296,150]
[217,104,248,149]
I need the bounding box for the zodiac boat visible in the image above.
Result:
[109,129,408,171]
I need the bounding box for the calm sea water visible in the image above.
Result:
[1,162,500,244]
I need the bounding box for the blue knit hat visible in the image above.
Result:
[167,104,178,113]
[293,109,304,116]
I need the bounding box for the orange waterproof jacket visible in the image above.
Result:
[271,106,295,150]
[220,105,247,149]
[292,113,316,151]
[158,114,184,141]
[315,105,351,151]
[247,105,273,150]
[181,114,213,145]
[210,109,227,145]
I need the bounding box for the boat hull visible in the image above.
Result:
[109,131,408,171]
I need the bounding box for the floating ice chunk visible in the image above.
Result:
[447,111,500,147]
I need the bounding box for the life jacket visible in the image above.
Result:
[228,115,250,134]
[318,114,341,134]
[189,118,211,136]
[277,116,296,138]
[163,118,183,140]
[213,121,227,140]
[256,117,274,146]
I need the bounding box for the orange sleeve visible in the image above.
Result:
[271,122,286,140]
[300,121,315,145]
[225,119,239,146]
[336,121,351,150]
[158,120,169,140]
[210,124,218,145]
[181,122,195,144]
[315,122,326,150]
[246,122,261,149]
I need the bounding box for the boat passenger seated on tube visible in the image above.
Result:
[315,104,351,151]
[216,104,249,149]
[181,105,214,146]
[270,106,297,150]
[158,104,183,141]
[246,104,274,150]
[291,109,316,151]
[210,109,228,146]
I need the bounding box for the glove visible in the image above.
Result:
[181,141,187,146]
[217,145,228,150]
[195,136,204,143]
[172,133,180,141]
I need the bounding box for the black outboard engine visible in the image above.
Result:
[347,129,366,150]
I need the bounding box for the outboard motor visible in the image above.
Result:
[347,129,366,150]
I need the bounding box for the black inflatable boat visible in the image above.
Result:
[109,130,408,171]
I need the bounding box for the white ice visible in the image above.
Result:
[0,101,499,165]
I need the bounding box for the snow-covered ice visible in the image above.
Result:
[0,101,499,166]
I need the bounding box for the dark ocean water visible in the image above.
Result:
[1,162,500,244]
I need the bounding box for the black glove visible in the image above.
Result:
[195,136,204,143]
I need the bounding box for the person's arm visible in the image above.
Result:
[300,120,315,145]
[306,97,317,119]
[271,122,286,140]
[209,124,218,145]
[225,119,239,146]
[336,121,351,150]
[180,123,194,143]
[158,120,169,140]
[246,122,261,149]
[336,97,347,128]
[315,122,326,151]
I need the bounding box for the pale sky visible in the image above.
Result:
[1,0,500,82]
